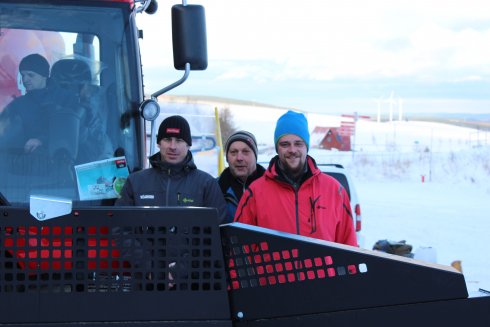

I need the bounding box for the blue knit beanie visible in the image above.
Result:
[274,110,310,150]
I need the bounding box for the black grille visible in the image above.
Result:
[0,207,230,324]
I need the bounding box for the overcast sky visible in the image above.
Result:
[136,1,490,116]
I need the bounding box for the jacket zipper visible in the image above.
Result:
[165,168,171,205]
[293,183,300,235]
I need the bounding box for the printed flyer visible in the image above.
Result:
[75,156,129,201]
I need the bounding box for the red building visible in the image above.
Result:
[311,126,351,151]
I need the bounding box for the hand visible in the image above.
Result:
[24,138,42,153]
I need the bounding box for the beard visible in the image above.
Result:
[281,153,306,179]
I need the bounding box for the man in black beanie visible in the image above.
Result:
[217,130,265,223]
[116,115,227,224]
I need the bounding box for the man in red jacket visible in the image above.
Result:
[234,110,358,246]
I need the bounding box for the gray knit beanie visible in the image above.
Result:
[225,130,258,160]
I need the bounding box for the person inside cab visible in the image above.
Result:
[0,54,87,190]
[50,58,112,164]
[0,53,51,154]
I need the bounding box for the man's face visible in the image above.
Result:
[277,134,307,176]
[20,70,47,92]
[227,141,257,181]
[159,137,189,164]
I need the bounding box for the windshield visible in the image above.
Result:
[0,2,142,206]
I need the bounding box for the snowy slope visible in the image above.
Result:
[163,101,490,292]
[247,114,490,293]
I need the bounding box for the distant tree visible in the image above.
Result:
[219,107,237,146]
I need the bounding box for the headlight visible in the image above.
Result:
[139,99,160,121]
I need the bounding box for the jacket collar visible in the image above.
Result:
[218,165,266,194]
[149,151,196,175]
[266,155,320,186]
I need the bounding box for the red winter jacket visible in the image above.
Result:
[234,156,358,246]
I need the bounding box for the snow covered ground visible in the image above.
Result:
[251,116,490,294]
[157,99,490,293]
[170,102,490,293]
[356,179,489,294]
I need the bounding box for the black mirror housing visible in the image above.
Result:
[172,4,208,71]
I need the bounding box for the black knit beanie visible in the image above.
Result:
[225,130,258,160]
[19,54,50,77]
[157,115,192,146]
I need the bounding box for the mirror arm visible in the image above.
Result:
[151,62,190,99]
[135,0,151,13]
[149,119,156,156]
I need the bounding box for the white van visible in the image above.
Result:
[317,164,364,248]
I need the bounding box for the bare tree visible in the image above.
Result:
[219,107,237,145]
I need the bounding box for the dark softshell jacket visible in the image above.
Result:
[115,151,227,224]
[217,164,266,223]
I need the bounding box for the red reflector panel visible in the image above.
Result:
[355,204,362,232]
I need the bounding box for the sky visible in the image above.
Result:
[136,0,490,116]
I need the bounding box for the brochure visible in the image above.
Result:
[75,156,129,201]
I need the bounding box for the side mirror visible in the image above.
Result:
[151,4,207,98]
[172,4,208,70]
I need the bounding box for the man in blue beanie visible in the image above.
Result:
[234,110,357,246]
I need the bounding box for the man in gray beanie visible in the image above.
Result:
[217,130,265,223]
[116,115,227,224]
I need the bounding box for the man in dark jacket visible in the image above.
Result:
[0,54,51,153]
[217,130,265,223]
[116,115,227,224]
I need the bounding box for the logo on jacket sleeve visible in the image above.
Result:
[140,194,155,200]
[182,197,194,204]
